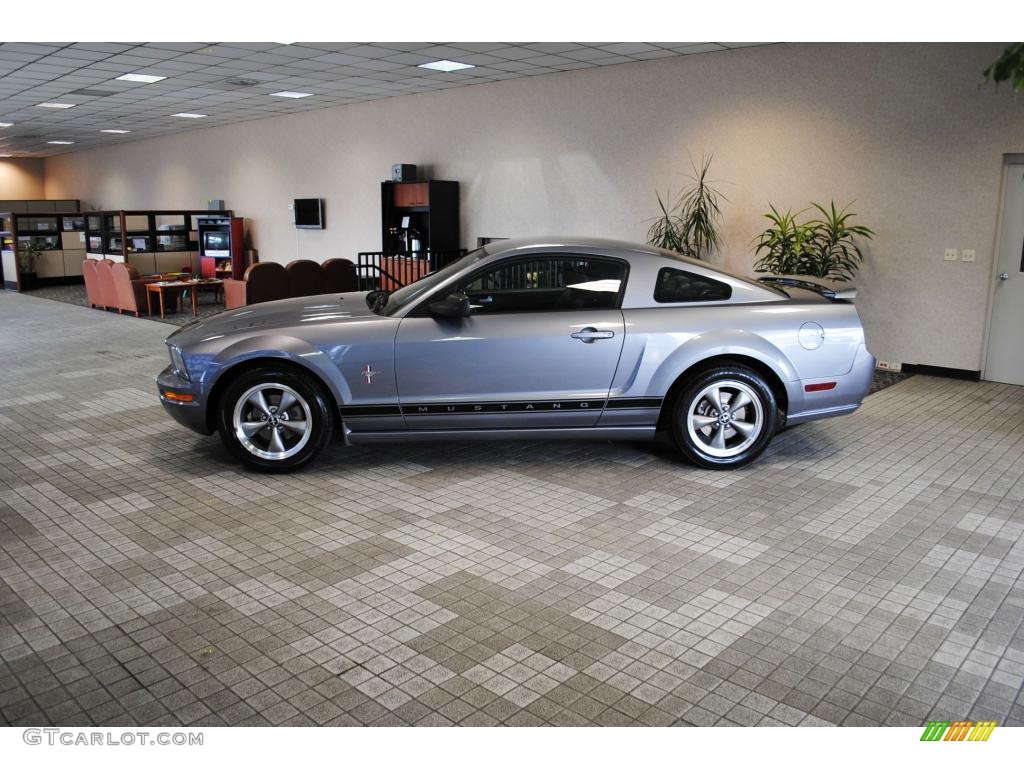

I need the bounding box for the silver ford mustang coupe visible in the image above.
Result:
[156,237,874,472]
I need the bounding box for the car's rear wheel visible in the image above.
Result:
[217,368,333,472]
[670,366,777,469]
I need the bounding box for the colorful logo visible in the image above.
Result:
[920,720,997,741]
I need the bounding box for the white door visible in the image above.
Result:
[985,162,1024,385]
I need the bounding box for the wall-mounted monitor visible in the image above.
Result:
[294,198,324,229]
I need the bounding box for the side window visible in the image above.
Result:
[462,256,626,314]
[654,267,732,303]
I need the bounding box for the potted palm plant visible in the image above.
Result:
[646,154,725,260]
[753,201,874,283]
[17,241,43,291]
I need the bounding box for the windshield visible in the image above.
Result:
[377,248,487,316]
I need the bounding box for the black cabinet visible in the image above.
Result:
[380,180,459,254]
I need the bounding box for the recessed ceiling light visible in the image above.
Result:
[37,102,76,109]
[271,91,313,99]
[47,140,74,145]
[275,42,296,45]
[171,113,207,119]
[100,129,131,134]
[418,60,475,72]
[0,122,12,128]
[116,73,167,83]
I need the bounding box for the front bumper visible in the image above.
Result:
[156,365,215,435]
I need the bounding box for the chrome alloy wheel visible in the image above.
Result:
[232,383,313,461]
[685,380,765,459]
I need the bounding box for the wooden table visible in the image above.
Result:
[146,279,223,318]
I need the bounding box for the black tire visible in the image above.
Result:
[670,366,778,469]
[217,367,334,472]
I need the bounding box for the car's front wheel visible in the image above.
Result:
[217,368,334,472]
[670,366,778,469]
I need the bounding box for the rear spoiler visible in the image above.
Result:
[756,276,857,302]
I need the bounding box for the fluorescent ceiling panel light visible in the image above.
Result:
[100,129,131,134]
[171,113,206,118]
[37,102,76,109]
[271,91,313,98]
[47,140,74,145]
[116,73,167,83]
[0,122,12,128]
[418,60,475,72]
[0,154,11,158]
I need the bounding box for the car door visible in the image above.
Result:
[394,253,628,429]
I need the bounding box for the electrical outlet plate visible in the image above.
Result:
[944,248,958,261]
[961,249,976,263]
[876,361,903,372]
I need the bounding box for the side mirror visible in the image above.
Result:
[427,292,471,319]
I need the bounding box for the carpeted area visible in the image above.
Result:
[19,283,226,326]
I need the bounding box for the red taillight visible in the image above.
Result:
[804,382,837,392]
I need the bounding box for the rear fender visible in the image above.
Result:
[648,329,798,396]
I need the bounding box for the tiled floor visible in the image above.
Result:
[0,290,1021,727]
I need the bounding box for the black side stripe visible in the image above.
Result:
[340,397,663,417]
[340,404,403,416]
[605,398,664,409]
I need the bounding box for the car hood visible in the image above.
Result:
[167,292,383,346]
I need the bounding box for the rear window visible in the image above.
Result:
[654,267,732,303]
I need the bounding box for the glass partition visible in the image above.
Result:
[157,233,188,251]
[126,235,152,253]
[18,234,60,250]
[21,216,59,233]
[155,214,186,231]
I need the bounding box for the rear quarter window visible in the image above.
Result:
[654,267,732,303]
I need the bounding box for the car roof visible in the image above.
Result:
[483,236,685,262]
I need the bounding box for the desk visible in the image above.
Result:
[146,279,223,318]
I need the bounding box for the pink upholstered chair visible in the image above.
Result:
[81,259,102,309]
[93,260,118,311]
[111,262,160,317]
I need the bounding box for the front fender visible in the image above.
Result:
[202,334,348,406]
[647,329,798,396]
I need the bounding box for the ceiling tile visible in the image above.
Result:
[0,41,770,157]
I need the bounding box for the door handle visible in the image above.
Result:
[998,272,1010,281]
[571,327,615,343]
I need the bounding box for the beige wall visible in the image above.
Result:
[43,43,1024,371]
[0,158,46,198]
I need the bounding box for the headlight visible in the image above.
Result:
[169,345,190,381]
